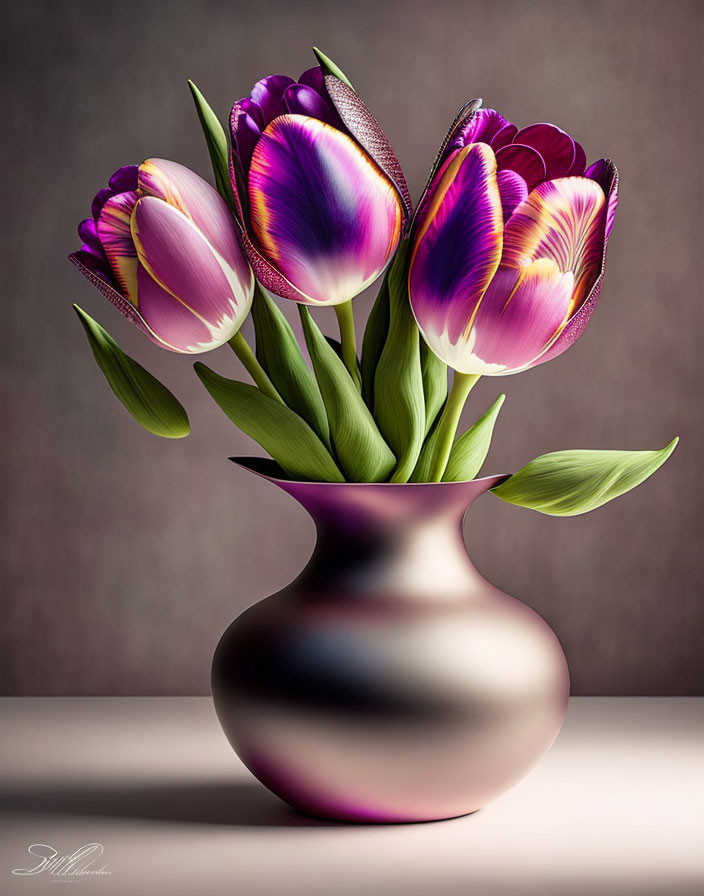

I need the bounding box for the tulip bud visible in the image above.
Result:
[229,64,411,306]
[70,159,254,353]
[409,106,618,376]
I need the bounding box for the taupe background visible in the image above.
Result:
[1,0,701,695]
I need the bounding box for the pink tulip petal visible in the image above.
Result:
[137,159,249,285]
[131,197,250,340]
[568,141,587,176]
[501,176,606,313]
[412,99,483,230]
[514,123,575,179]
[97,190,140,304]
[496,169,528,222]
[468,259,574,373]
[495,143,547,191]
[135,265,217,353]
[586,159,618,240]
[409,143,503,350]
[248,114,402,305]
[453,108,512,148]
[322,74,412,228]
[490,123,519,150]
[538,162,619,365]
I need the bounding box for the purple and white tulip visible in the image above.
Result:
[71,159,254,353]
[229,65,411,306]
[409,105,619,375]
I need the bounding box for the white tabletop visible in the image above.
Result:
[1,697,702,895]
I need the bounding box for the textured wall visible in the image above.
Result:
[1,0,701,695]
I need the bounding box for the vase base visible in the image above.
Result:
[282,797,480,826]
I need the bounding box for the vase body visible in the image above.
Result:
[212,459,569,823]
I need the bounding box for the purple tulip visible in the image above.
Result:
[409,105,619,375]
[229,65,411,306]
[70,159,254,353]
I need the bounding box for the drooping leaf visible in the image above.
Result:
[74,304,190,439]
[491,439,679,516]
[420,339,447,436]
[360,275,390,408]
[251,288,330,448]
[443,394,505,482]
[194,363,343,482]
[312,47,354,90]
[188,79,234,208]
[299,306,395,482]
[373,242,425,482]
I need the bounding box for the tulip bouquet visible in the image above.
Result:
[70,50,676,515]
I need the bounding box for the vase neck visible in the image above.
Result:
[234,462,507,603]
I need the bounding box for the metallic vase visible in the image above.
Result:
[212,459,570,823]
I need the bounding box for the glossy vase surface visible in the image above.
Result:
[212,459,570,823]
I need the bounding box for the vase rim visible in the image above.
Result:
[230,456,509,490]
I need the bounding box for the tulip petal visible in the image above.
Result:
[538,162,619,365]
[453,108,512,149]
[131,197,251,343]
[136,264,215,353]
[490,123,518,150]
[496,169,528,221]
[248,114,402,305]
[77,218,103,257]
[413,98,483,230]
[568,141,587,176]
[137,158,251,286]
[250,74,295,125]
[97,190,140,304]
[283,83,342,128]
[322,75,412,227]
[91,187,113,221]
[468,259,575,373]
[230,104,262,174]
[298,66,326,93]
[586,159,618,240]
[495,143,546,191]
[501,176,606,313]
[68,251,153,341]
[108,165,138,193]
[409,142,503,350]
[514,123,575,179]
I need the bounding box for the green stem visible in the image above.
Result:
[334,300,362,391]
[228,330,282,402]
[428,372,480,482]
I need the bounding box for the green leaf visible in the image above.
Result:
[491,439,679,516]
[194,362,343,482]
[409,416,443,482]
[443,395,505,482]
[420,339,447,436]
[299,306,395,482]
[312,47,354,89]
[188,79,234,208]
[360,276,390,409]
[73,305,190,439]
[251,289,330,448]
[373,242,425,482]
